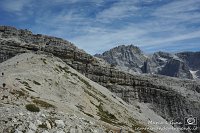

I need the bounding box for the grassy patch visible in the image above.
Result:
[96,103,118,124]
[128,117,151,133]
[76,104,84,111]
[54,67,61,72]
[9,90,27,98]
[33,99,55,108]
[57,65,69,72]
[84,89,102,102]
[15,78,21,80]
[33,80,41,85]
[83,111,94,118]
[19,81,35,92]
[25,104,40,112]
[54,81,59,86]
[41,58,47,64]
[78,77,91,88]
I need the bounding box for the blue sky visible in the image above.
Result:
[0,0,200,55]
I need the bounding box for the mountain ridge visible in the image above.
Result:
[1,26,200,133]
[95,44,199,79]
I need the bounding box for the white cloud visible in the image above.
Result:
[2,0,198,54]
[142,30,200,47]
[96,1,138,22]
[153,0,200,21]
[1,0,32,12]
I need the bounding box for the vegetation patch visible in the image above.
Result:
[96,103,118,124]
[57,65,69,72]
[33,99,55,108]
[54,67,61,72]
[78,77,92,88]
[33,80,41,85]
[76,104,95,118]
[9,90,27,98]
[25,104,40,112]
[84,89,102,102]
[41,58,47,64]
[83,111,94,118]
[15,78,21,80]
[54,81,59,86]
[76,104,84,111]
[128,117,151,133]
[19,81,35,92]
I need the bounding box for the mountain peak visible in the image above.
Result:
[107,44,142,55]
[95,44,147,74]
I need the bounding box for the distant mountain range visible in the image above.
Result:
[95,45,200,79]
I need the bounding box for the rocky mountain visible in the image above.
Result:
[95,45,199,79]
[0,26,200,133]
[95,45,147,74]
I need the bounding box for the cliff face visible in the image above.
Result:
[1,26,200,132]
[159,58,193,79]
[96,46,198,79]
[95,45,147,74]
[177,52,200,79]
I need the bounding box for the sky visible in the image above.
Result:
[0,0,200,55]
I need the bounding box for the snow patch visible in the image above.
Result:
[189,70,198,79]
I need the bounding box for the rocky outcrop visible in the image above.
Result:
[95,45,147,74]
[141,59,151,73]
[159,58,193,79]
[177,52,200,78]
[1,26,200,132]
[95,46,199,80]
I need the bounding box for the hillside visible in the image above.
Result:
[0,53,181,133]
[0,26,200,133]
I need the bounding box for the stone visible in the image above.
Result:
[42,130,49,133]
[46,120,51,129]
[15,129,23,133]
[54,130,65,133]
[41,114,46,117]
[12,118,17,123]
[55,120,65,128]
[29,122,37,131]
[77,127,82,133]
[69,127,76,133]
[27,130,35,133]
[36,120,42,125]
[19,113,24,116]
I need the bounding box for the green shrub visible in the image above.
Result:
[33,99,55,108]
[2,83,6,88]
[41,58,47,64]
[96,103,118,124]
[25,104,40,112]
[33,80,41,85]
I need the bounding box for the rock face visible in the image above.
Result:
[159,58,193,79]
[141,59,151,73]
[95,45,147,74]
[176,52,200,79]
[95,46,199,80]
[1,26,200,133]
